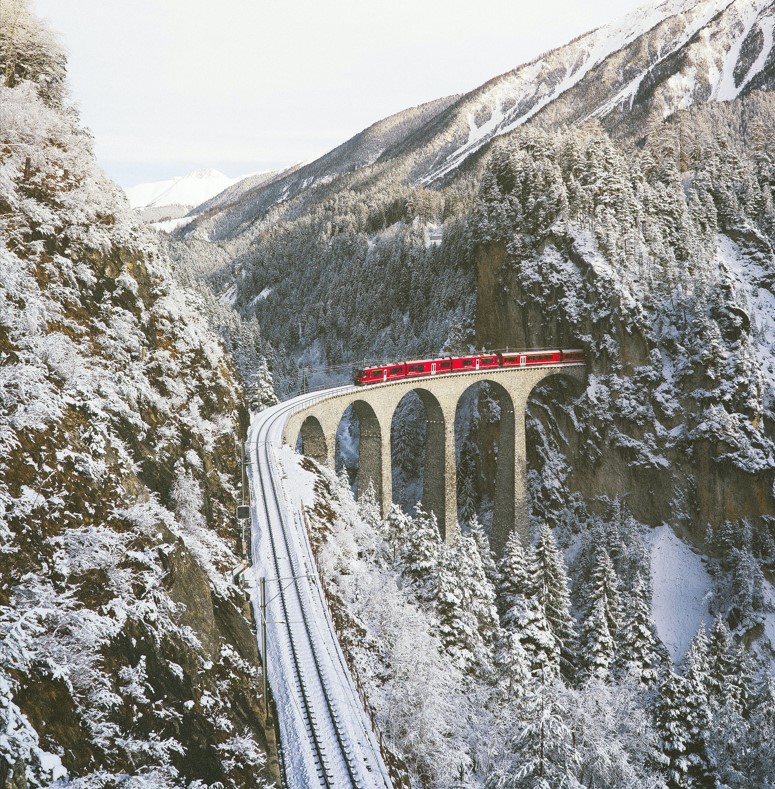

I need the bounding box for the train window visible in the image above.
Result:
[482,357,495,364]
[372,370,383,377]
[390,367,403,374]
[440,362,451,369]
[462,360,473,367]
[408,364,424,373]
[530,354,554,362]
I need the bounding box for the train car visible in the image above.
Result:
[405,359,436,378]
[353,365,388,385]
[561,348,585,363]
[450,354,500,373]
[500,350,562,367]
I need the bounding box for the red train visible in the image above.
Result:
[354,349,584,386]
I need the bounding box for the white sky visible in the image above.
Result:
[32,0,647,187]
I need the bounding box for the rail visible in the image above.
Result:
[248,394,393,788]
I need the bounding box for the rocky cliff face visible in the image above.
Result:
[0,4,275,786]
[472,94,775,640]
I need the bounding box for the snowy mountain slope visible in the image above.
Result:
[192,166,292,216]
[417,0,775,182]
[180,95,458,241]
[0,4,278,785]
[177,0,775,246]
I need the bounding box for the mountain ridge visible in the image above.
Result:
[176,0,775,246]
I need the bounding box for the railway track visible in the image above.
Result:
[247,390,392,789]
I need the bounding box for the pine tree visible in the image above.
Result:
[469,515,498,588]
[706,616,735,708]
[357,480,381,531]
[579,549,623,681]
[433,536,498,674]
[744,674,775,784]
[683,625,710,702]
[580,596,617,682]
[497,529,532,624]
[616,579,665,686]
[677,626,715,787]
[531,524,576,680]
[654,669,696,789]
[434,544,476,671]
[497,530,559,681]
[380,503,412,567]
[247,357,278,412]
[493,629,532,702]
[403,505,440,601]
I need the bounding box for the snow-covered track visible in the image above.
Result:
[247,390,392,789]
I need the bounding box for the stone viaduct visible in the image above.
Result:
[282,364,585,553]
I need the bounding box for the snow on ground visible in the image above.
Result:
[276,444,315,508]
[149,216,195,233]
[713,0,773,100]
[647,524,713,661]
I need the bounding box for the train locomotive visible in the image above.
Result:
[353,349,584,386]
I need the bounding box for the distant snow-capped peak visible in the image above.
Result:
[125,169,240,210]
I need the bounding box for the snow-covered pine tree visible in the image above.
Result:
[403,505,440,601]
[356,480,381,532]
[683,625,711,704]
[674,626,715,786]
[497,529,532,624]
[433,535,498,674]
[496,530,559,681]
[654,669,697,789]
[743,675,775,785]
[580,596,616,682]
[579,548,623,681]
[706,616,736,707]
[506,677,576,789]
[616,578,665,686]
[247,357,278,412]
[493,629,532,702]
[531,524,576,680]
[380,503,412,567]
[469,515,498,588]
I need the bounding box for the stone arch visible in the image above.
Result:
[455,379,516,553]
[526,369,587,405]
[297,416,327,465]
[335,399,383,503]
[390,388,446,531]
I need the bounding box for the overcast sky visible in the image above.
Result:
[32,0,647,187]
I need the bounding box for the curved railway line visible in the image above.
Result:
[247,388,392,789]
